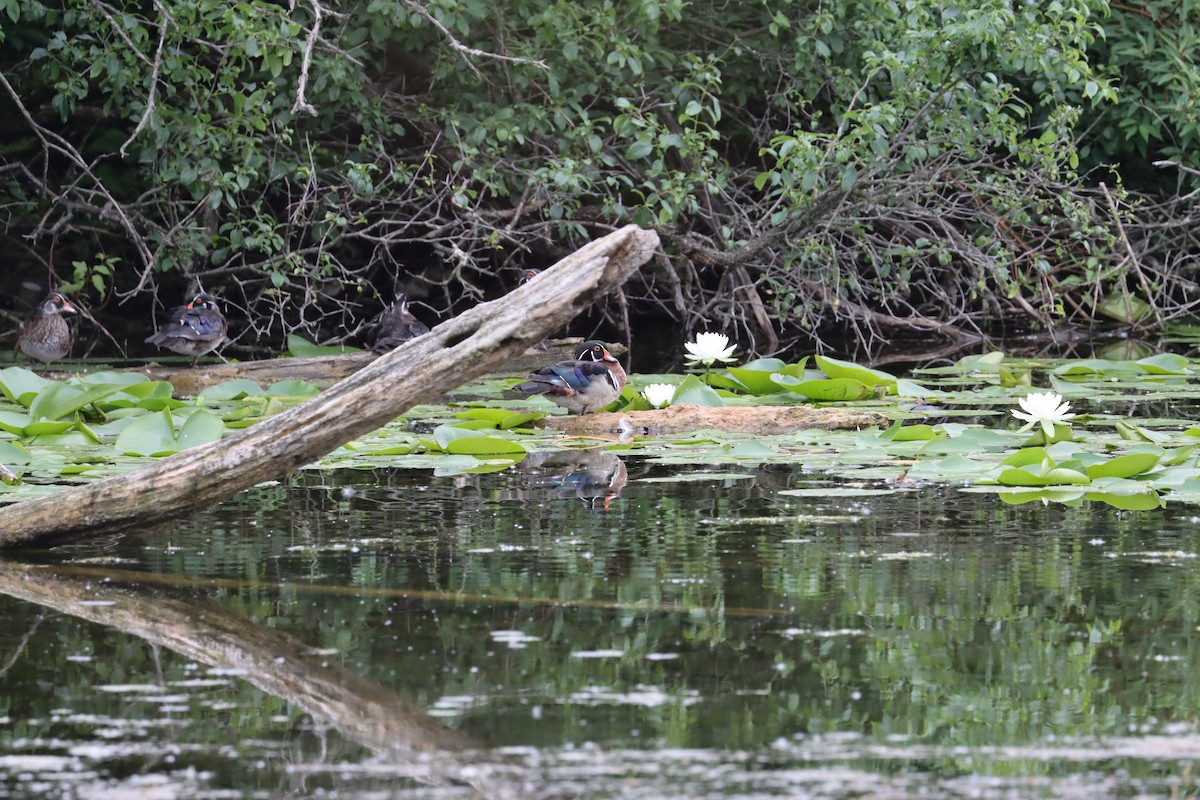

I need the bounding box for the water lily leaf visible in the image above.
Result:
[880,422,939,442]
[176,409,226,450]
[772,376,872,401]
[263,379,321,398]
[1085,490,1163,511]
[994,487,1087,505]
[1000,447,1050,468]
[455,418,499,431]
[814,355,897,390]
[909,454,994,481]
[997,465,1091,487]
[998,367,1033,387]
[0,367,50,406]
[0,440,32,465]
[673,374,724,407]
[287,333,363,356]
[199,380,265,401]
[1085,453,1160,480]
[1136,353,1189,375]
[29,382,124,421]
[955,351,1006,371]
[1052,358,1137,376]
[1115,421,1172,443]
[703,373,752,393]
[115,408,177,456]
[24,420,77,436]
[893,378,941,397]
[430,454,503,476]
[0,412,32,437]
[727,362,789,394]
[445,437,528,457]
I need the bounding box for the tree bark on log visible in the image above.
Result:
[0,225,659,547]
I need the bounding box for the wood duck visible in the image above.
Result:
[145,293,227,366]
[16,291,77,371]
[516,340,627,415]
[369,293,430,353]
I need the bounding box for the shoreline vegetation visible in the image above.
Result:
[4,2,1200,360]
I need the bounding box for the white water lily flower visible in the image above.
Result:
[1011,391,1076,437]
[684,332,737,367]
[642,383,676,409]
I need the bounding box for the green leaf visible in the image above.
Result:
[772,375,872,401]
[1135,353,1189,375]
[672,374,724,407]
[199,379,265,400]
[445,436,527,457]
[814,355,897,390]
[28,382,123,421]
[263,379,321,398]
[176,409,226,450]
[1085,453,1160,480]
[115,409,177,457]
[727,360,789,395]
[0,367,50,406]
[997,465,1091,487]
[286,333,363,356]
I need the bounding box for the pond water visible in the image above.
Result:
[1,457,1198,798]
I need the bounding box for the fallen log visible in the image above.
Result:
[0,225,659,547]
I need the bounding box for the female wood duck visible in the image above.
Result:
[17,291,77,371]
[516,340,627,415]
[369,293,430,353]
[145,293,227,366]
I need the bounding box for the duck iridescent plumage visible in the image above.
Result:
[145,293,227,366]
[515,340,627,415]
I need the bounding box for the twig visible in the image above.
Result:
[120,0,170,158]
[0,69,154,274]
[399,0,549,73]
[1100,181,1165,330]
[292,0,322,116]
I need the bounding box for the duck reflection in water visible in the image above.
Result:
[520,449,628,509]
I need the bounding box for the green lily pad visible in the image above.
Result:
[771,375,873,401]
[1085,452,1160,480]
[673,374,724,407]
[815,355,898,390]
[287,334,364,356]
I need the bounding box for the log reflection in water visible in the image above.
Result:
[0,561,477,760]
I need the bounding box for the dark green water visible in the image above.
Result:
[1,459,1199,798]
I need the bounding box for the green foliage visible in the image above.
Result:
[5,0,1200,350]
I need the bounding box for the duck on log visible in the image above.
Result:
[0,225,660,548]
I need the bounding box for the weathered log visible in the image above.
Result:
[0,225,659,546]
[0,561,477,756]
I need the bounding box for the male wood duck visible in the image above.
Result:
[516,340,627,415]
[369,293,430,353]
[17,291,77,371]
[145,293,227,366]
